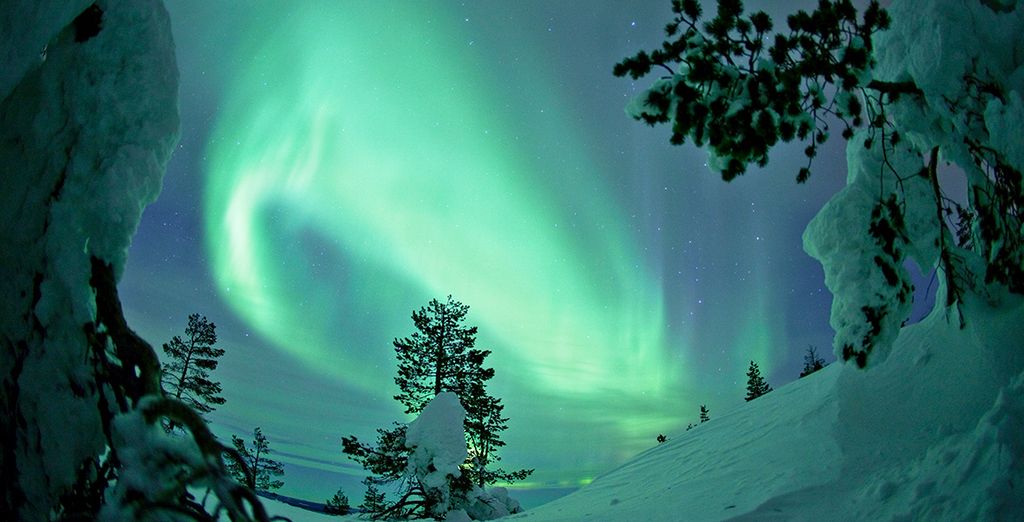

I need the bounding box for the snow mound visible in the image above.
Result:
[513,295,1024,520]
[406,391,469,490]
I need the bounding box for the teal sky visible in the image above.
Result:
[119,0,871,507]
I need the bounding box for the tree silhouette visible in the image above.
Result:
[745,361,773,401]
[343,296,531,516]
[360,479,387,519]
[800,345,827,378]
[227,427,284,492]
[700,404,710,423]
[324,488,350,516]
[160,313,225,430]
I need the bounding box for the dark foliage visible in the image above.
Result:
[699,404,710,423]
[343,296,531,517]
[745,360,773,401]
[615,0,893,182]
[799,345,827,378]
[616,1,1023,369]
[161,313,225,430]
[227,427,284,492]
[324,488,350,516]
[359,479,387,519]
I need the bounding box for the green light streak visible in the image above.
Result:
[204,2,689,480]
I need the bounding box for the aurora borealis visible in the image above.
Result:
[120,0,861,506]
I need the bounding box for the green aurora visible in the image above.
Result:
[202,2,696,481]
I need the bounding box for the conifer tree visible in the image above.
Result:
[324,488,351,516]
[745,361,773,401]
[342,296,531,515]
[360,479,386,519]
[160,313,225,430]
[800,345,827,378]
[700,404,710,423]
[615,0,1024,368]
[226,427,285,492]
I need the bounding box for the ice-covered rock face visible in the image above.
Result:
[0,0,178,517]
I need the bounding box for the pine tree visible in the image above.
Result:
[615,0,1024,368]
[324,488,350,516]
[392,296,481,413]
[700,404,710,423]
[342,296,531,515]
[745,361,773,402]
[800,345,827,378]
[160,313,225,430]
[226,427,284,491]
[360,479,386,519]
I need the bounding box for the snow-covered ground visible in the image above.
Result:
[256,293,1022,521]
[509,294,1023,521]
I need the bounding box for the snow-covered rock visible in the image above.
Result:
[0,0,178,517]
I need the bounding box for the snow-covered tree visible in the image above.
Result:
[161,313,225,430]
[0,2,270,519]
[616,0,1024,368]
[343,298,529,519]
[324,488,351,516]
[391,297,531,487]
[745,361,773,401]
[800,345,827,378]
[227,427,285,492]
[700,404,710,423]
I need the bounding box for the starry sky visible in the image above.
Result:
[119,0,924,508]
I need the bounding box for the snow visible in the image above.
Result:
[1,0,178,517]
[406,391,469,491]
[513,293,1023,520]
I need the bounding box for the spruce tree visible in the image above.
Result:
[700,404,710,423]
[800,345,827,378]
[226,427,284,491]
[360,479,386,519]
[745,361,773,402]
[160,313,225,430]
[324,488,350,516]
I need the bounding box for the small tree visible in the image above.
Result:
[800,345,827,378]
[699,404,710,423]
[745,361,773,402]
[324,488,350,516]
[227,427,284,491]
[360,478,386,519]
[161,313,225,430]
[657,434,668,444]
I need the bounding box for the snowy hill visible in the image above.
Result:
[513,295,1024,520]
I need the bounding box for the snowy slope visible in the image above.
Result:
[514,294,1024,521]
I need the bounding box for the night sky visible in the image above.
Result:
[118,0,913,506]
